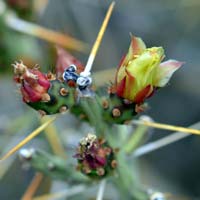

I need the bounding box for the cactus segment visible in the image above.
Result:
[98,92,137,124]
[25,79,137,124]
[27,80,76,115]
[70,87,137,124]
[19,148,88,183]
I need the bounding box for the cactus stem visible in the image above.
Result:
[47,162,56,171]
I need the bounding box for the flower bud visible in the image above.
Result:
[56,47,84,77]
[115,36,183,104]
[74,134,117,178]
[13,61,50,103]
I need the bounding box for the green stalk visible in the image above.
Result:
[124,123,149,154]
[116,151,148,200]
[19,148,89,183]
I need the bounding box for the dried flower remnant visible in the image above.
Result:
[13,61,50,103]
[74,134,117,178]
[115,36,184,105]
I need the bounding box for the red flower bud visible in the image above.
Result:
[13,61,50,103]
[56,47,84,77]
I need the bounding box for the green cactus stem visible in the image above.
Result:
[19,148,89,183]
[25,78,138,124]
[27,80,76,115]
[71,87,137,125]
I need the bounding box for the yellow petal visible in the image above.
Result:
[122,35,146,66]
[126,47,164,90]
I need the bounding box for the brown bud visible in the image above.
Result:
[111,160,117,168]
[112,108,121,117]
[60,88,69,96]
[102,99,109,109]
[47,72,56,80]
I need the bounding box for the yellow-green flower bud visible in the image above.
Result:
[115,36,183,104]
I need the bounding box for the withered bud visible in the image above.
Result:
[74,133,116,179]
[13,60,51,103]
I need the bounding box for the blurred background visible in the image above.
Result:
[0,0,200,199]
